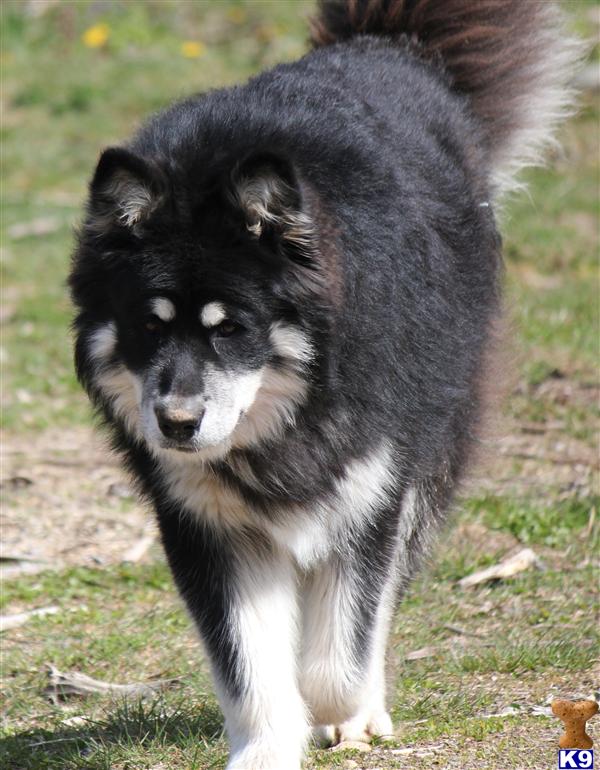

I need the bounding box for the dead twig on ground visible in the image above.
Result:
[458,548,544,588]
[0,606,59,632]
[44,664,180,703]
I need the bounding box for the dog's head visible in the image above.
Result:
[71,147,331,461]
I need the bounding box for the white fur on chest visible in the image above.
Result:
[160,440,395,568]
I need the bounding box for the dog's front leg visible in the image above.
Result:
[220,541,308,770]
[157,510,307,770]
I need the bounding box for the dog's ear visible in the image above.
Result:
[230,154,317,266]
[88,147,165,233]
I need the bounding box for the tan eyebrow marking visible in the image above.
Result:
[200,302,227,328]
[150,297,176,322]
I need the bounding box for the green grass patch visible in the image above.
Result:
[454,632,598,674]
[392,682,493,722]
[395,714,524,746]
[0,563,173,612]
[463,494,598,548]
[0,696,227,770]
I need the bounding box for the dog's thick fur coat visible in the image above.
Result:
[70,2,579,767]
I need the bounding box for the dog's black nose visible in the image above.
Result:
[155,405,204,442]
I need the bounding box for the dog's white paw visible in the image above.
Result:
[311,723,336,748]
[335,709,394,743]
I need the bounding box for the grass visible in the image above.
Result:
[462,494,599,549]
[1,1,599,769]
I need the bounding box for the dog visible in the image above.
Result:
[69,2,579,768]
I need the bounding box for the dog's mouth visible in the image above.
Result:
[156,435,202,453]
[156,435,228,455]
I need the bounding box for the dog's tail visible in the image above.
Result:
[310,0,582,196]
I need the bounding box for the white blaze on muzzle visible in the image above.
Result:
[193,365,264,447]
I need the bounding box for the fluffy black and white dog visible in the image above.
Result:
[69,2,579,768]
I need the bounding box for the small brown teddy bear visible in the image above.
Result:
[552,699,598,750]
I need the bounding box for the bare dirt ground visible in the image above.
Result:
[1,426,152,571]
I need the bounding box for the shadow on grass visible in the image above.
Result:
[0,695,225,770]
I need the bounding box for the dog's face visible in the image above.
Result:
[72,148,322,461]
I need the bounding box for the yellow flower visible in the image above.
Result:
[180,41,205,59]
[227,8,246,25]
[257,23,280,42]
[82,23,110,49]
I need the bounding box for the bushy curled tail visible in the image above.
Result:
[311,0,583,196]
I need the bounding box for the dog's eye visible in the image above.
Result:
[214,320,240,338]
[144,316,164,334]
